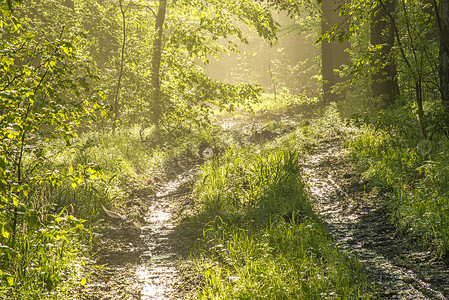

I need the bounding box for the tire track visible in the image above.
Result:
[301,137,449,299]
[137,167,198,299]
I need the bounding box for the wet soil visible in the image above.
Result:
[302,136,449,299]
[78,118,449,299]
[78,166,199,300]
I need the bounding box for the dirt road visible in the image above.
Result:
[302,137,449,299]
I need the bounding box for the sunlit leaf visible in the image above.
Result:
[1,225,10,239]
[7,276,14,286]
[22,32,34,40]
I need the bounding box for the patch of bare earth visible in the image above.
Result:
[301,136,449,299]
[77,166,199,300]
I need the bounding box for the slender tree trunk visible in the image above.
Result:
[268,47,277,102]
[371,0,400,106]
[416,80,428,139]
[321,0,351,104]
[151,0,167,125]
[11,102,32,247]
[113,0,126,134]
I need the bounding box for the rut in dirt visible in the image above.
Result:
[80,166,198,300]
[137,167,197,299]
[301,136,449,299]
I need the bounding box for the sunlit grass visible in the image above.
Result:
[251,90,320,113]
[350,125,449,254]
[181,114,373,299]
[197,218,368,299]
[210,90,319,122]
[1,123,233,298]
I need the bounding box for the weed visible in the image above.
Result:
[350,125,449,254]
[184,125,372,298]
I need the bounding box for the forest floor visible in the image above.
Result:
[77,165,199,299]
[78,113,449,299]
[302,135,449,299]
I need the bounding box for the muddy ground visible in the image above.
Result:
[76,165,199,300]
[302,136,449,299]
[76,119,449,299]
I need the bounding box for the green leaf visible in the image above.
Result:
[0,157,5,170]
[12,195,19,207]
[26,210,41,229]
[1,225,10,239]
[0,4,12,17]
[7,276,14,286]
[22,32,35,40]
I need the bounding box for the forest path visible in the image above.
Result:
[136,167,198,299]
[80,115,449,299]
[79,166,199,299]
[301,136,449,299]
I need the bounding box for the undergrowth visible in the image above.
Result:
[1,122,230,298]
[182,109,372,299]
[350,122,449,254]
[1,96,372,298]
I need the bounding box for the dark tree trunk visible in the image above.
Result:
[416,80,428,139]
[151,0,167,125]
[321,0,351,104]
[371,0,400,106]
[439,0,449,124]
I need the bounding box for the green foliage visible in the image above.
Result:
[323,0,443,138]
[350,125,422,187]
[0,7,102,297]
[197,218,369,299]
[196,149,309,218]
[62,0,293,129]
[155,0,284,126]
[184,119,372,298]
[251,89,316,112]
[0,212,88,299]
[350,125,449,254]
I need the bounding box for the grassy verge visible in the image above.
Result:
[1,122,232,298]
[349,124,449,254]
[180,107,372,299]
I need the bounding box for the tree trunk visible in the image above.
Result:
[371,0,400,106]
[113,0,126,134]
[439,0,449,125]
[321,0,351,104]
[416,80,428,139]
[151,0,167,125]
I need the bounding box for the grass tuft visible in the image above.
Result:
[181,115,373,298]
[350,125,449,254]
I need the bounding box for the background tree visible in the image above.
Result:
[112,0,127,133]
[330,0,441,139]
[142,0,280,128]
[320,0,351,104]
[436,0,449,126]
[370,0,400,106]
[150,0,166,125]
